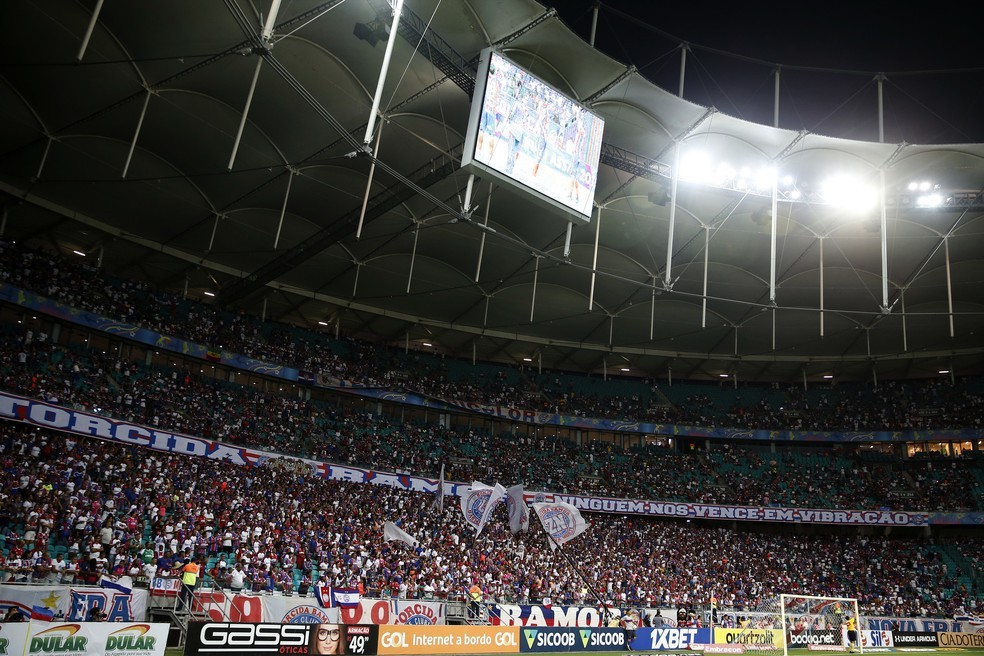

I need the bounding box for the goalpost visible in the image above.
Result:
[729,594,861,656]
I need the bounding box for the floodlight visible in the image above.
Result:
[821,175,877,212]
[916,193,943,207]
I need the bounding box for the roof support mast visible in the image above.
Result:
[363,0,406,147]
[227,0,283,171]
[664,43,688,291]
[76,0,105,62]
[877,73,890,313]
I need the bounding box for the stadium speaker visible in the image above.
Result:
[353,22,379,47]
[648,189,669,206]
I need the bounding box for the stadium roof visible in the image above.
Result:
[1,0,983,383]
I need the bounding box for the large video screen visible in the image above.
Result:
[461,49,605,223]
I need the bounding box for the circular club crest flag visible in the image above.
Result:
[532,501,589,549]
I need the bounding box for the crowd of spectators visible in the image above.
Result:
[2,327,983,513]
[0,423,980,620]
[3,239,984,434]
[0,239,983,621]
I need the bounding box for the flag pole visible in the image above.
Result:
[533,510,612,624]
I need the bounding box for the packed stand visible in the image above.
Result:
[3,240,984,433]
[1,327,982,512]
[0,424,980,620]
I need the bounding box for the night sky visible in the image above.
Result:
[541,1,984,144]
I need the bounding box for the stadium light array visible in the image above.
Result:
[820,175,877,213]
[674,148,886,211]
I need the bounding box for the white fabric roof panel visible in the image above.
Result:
[0,0,981,381]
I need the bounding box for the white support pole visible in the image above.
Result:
[667,366,672,387]
[944,237,955,337]
[472,342,476,366]
[773,65,781,128]
[364,0,406,145]
[0,207,7,237]
[208,215,220,252]
[228,56,264,171]
[36,137,52,180]
[772,308,776,351]
[563,222,573,258]
[530,256,539,323]
[483,295,489,327]
[353,262,361,297]
[901,291,908,351]
[274,169,295,249]
[678,44,687,98]
[589,206,602,309]
[650,276,656,340]
[802,368,807,391]
[880,169,889,310]
[603,358,607,381]
[769,176,779,303]
[462,173,476,213]
[877,74,885,144]
[664,145,681,288]
[77,0,105,62]
[261,0,284,41]
[356,120,384,239]
[819,237,825,337]
[183,277,188,299]
[261,297,267,321]
[589,4,599,46]
[701,226,709,328]
[406,222,419,294]
[475,183,492,281]
[872,366,878,389]
[122,90,151,179]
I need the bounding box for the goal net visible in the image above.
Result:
[727,594,861,656]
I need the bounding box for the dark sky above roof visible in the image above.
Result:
[542,1,984,144]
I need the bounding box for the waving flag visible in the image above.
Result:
[430,463,445,513]
[533,502,589,550]
[314,585,362,609]
[31,605,54,621]
[384,521,420,548]
[460,482,507,535]
[100,576,132,594]
[507,484,529,534]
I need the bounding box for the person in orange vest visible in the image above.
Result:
[179,557,201,611]
[468,582,483,619]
